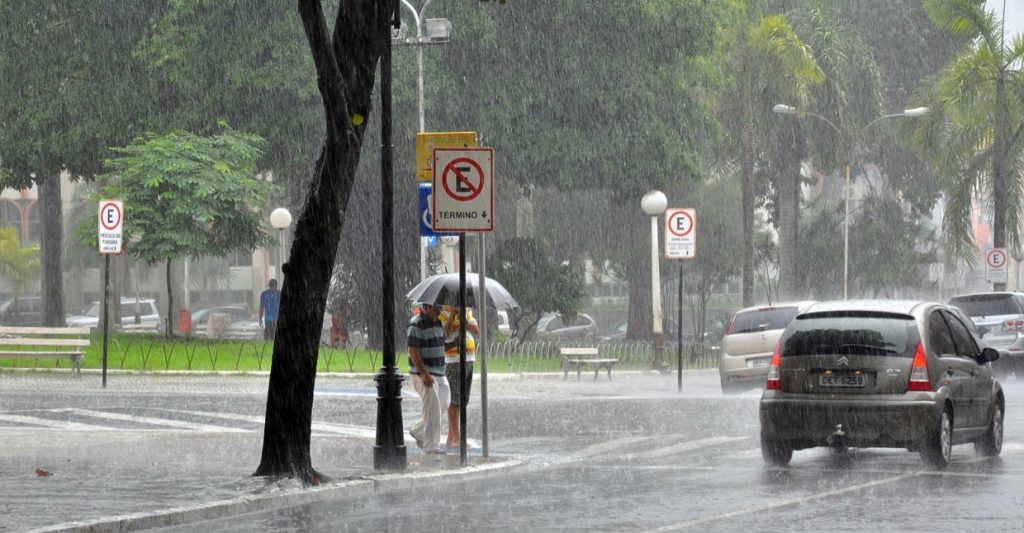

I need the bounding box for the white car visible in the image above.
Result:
[66,297,162,330]
[718,301,815,393]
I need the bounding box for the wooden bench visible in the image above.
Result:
[0,326,91,374]
[561,347,619,380]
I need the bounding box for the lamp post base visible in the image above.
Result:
[651,332,670,374]
[373,367,407,471]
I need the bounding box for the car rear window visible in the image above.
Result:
[780,312,919,358]
[949,294,1021,317]
[730,307,800,334]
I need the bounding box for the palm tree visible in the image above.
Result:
[910,0,1024,288]
[770,6,883,299]
[718,6,823,306]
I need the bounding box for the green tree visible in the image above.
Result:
[0,1,161,326]
[768,5,883,298]
[90,126,271,337]
[910,0,1024,287]
[716,4,824,306]
[0,227,41,320]
[487,237,586,342]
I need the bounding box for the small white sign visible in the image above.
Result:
[664,208,696,259]
[432,147,494,232]
[928,262,944,283]
[986,248,1008,284]
[98,200,123,254]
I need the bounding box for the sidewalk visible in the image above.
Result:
[0,371,526,533]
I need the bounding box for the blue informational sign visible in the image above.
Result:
[419,183,454,238]
[425,235,439,249]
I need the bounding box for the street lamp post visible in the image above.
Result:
[269,207,292,281]
[394,0,452,281]
[772,104,929,299]
[641,190,669,373]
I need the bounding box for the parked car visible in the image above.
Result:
[718,301,815,394]
[495,310,514,337]
[0,296,43,327]
[191,304,258,338]
[535,313,599,342]
[66,297,162,330]
[948,292,1024,377]
[759,300,1003,469]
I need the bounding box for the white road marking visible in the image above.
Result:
[0,413,113,431]
[56,408,248,433]
[617,436,748,460]
[149,408,378,438]
[641,472,919,532]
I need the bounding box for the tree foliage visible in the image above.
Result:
[487,237,586,341]
[89,125,271,335]
[0,227,41,303]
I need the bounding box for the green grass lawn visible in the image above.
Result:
[0,332,717,374]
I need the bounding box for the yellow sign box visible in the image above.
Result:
[416,131,477,181]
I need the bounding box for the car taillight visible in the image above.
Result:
[907,342,931,392]
[765,341,782,390]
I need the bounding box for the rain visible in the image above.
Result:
[3,0,1024,531]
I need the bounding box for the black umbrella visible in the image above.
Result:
[405,273,518,310]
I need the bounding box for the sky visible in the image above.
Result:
[987,0,1024,39]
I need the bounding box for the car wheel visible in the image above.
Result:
[761,433,792,466]
[975,400,1004,457]
[921,406,953,469]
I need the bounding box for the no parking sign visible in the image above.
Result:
[98,200,123,254]
[664,208,696,259]
[986,248,1008,284]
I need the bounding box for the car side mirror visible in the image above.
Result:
[980,347,1000,364]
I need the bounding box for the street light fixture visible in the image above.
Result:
[269,207,292,280]
[393,0,453,281]
[772,104,929,299]
[641,190,669,373]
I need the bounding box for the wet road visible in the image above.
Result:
[3,371,1023,531]
[172,372,1024,532]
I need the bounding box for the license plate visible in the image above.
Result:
[820,374,865,387]
[748,357,771,369]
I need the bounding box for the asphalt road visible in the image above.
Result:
[3,370,1023,532]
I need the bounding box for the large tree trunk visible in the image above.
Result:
[741,123,755,307]
[255,0,388,485]
[777,124,803,300]
[38,173,65,326]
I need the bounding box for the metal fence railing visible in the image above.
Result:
[0,330,719,374]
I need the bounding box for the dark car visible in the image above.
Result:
[760,300,1003,469]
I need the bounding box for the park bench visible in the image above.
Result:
[0,326,91,374]
[560,347,619,380]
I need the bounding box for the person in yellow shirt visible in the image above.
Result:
[440,305,479,449]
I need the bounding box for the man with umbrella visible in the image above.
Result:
[405,302,449,454]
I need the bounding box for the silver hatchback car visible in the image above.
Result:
[948,292,1024,377]
[718,301,815,393]
[759,300,1003,469]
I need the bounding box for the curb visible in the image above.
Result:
[30,458,527,533]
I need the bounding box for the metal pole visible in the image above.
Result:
[843,163,850,300]
[458,234,467,465]
[677,260,683,392]
[478,234,489,458]
[374,0,407,471]
[651,215,667,372]
[101,254,110,388]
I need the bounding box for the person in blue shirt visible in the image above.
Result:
[259,279,281,340]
